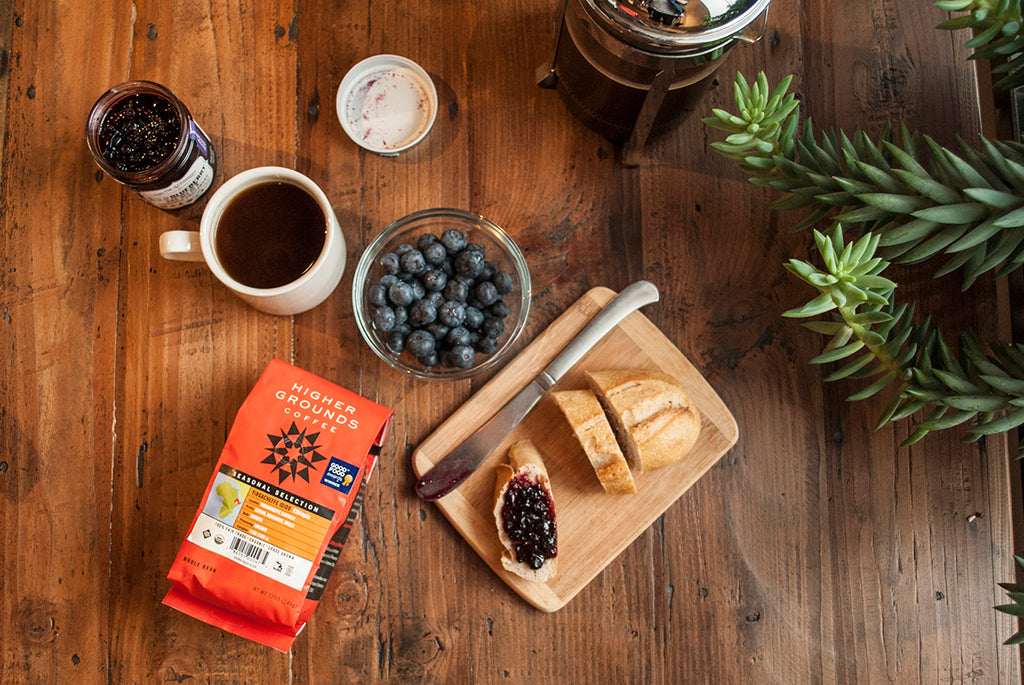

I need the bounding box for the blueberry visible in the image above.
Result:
[438,300,467,327]
[425,322,450,340]
[421,269,448,292]
[400,249,427,274]
[482,315,505,338]
[464,305,484,330]
[368,284,387,307]
[423,241,447,266]
[372,305,396,332]
[408,299,437,327]
[378,274,399,288]
[406,330,436,358]
[475,281,499,306]
[446,325,472,347]
[492,270,514,294]
[388,281,414,307]
[386,331,406,354]
[488,300,509,318]
[480,261,497,280]
[428,291,445,308]
[380,252,400,274]
[476,335,499,354]
[448,344,475,368]
[409,279,426,301]
[416,233,438,251]
[454,249,485,278]
[440,229,467,252]
[393,305,408,327]
[395,243,415,256]
[443,279,469,302]
[418,351,440,368]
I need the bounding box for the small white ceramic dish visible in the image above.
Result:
[336,55,438,156]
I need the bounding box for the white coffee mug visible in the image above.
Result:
[159,167,346,316]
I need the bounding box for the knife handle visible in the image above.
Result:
[541,280,660,382]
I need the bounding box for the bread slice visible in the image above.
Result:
[586,370,700,472]
[493,440,558,582]
[552,390,636,495]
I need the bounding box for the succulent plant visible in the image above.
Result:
[782,224,1024,449]
[703,63,1024,449]
[936,0,1024,90]
[996,554,1024,644]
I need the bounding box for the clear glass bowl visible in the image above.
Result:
[352,208,532,381]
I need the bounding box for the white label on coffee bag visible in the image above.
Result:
[187,514,315,591]
[186,469,331,591]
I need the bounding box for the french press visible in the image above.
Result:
[539,0,772,163]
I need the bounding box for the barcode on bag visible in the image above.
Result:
[230,536,269,565]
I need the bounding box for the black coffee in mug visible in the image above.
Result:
[215,181,327,289]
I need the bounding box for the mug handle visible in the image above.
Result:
[159,230,205,262]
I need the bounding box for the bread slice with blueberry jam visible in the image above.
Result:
[493,440,558,582]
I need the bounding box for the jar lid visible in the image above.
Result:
[586,0,771,50]
[335,55,438,156]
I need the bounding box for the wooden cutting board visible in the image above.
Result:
[411,286,739,612]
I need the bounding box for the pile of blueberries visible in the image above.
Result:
[367,228,517,370]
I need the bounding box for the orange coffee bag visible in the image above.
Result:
[163,359,393,650]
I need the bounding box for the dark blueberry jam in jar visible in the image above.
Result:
[87,81,215,210]
[501,473,557,570]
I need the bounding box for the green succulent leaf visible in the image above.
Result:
[978,374,1024,394]
[783,292,837,318]
[912,202,990,224]
[858,193,934,214]
[994,206,1024,227]
[963,187,1024,209]
[847,371,900,401]
[917,408,978,431]
[967,407,1024,438]
[942,395,1010,412]
[995,602,1024,618]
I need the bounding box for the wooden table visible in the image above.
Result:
[2,1,1021,682]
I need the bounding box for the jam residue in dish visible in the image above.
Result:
[501,473,557,570]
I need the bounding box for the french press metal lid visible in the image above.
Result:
[583,0,772,53]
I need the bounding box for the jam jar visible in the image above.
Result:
[87,81,216,210]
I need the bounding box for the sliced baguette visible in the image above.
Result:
[586,370,700,472]
[493,440,558,582]
[552,389,636,495]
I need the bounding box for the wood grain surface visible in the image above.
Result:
[1,0,1021,683]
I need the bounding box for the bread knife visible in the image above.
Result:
[414,280,660,501]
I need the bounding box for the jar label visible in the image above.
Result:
[138,155,214,210]
[189,119,210,158]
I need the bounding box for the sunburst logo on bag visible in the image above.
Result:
[262,422,327,483]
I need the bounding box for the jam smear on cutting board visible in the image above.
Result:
[501,473,557,570]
